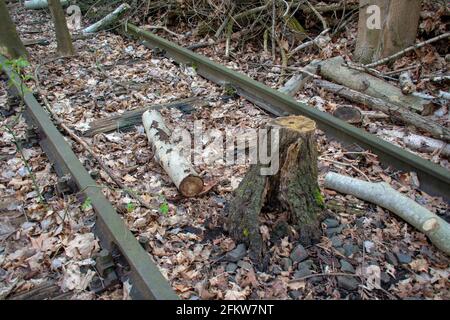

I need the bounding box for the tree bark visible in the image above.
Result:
[324,172,450,255]
[226,116,323,266]
[0,0,28,59]
[354,0,422,63]
[48,0,74,57]
[142,109,203,197]
[313,79,450,142]
[319,56,431,114]
[374,0,422,61]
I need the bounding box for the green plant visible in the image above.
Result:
[314,188,325,209]
[81,197,92,210]
[126,202,135,212]
[158,195,169,215]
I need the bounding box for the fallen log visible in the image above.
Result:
[314,79,450,142]
[379,129,450,158]
[324,172,450,255]
[279,61,320,96]
[226,116,323,266]
[319,57,432,114]
[82,97,207,137]
[24,0,68,9]
[142,109,203,197]
[82,3,130,34]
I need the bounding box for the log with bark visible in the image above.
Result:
[82,3,130,34]
[279,61,320,96]
[314,79,450,142]
[142,109,203,197]
[24,0,68,9]
[226,116,323,267]
[82,97,207,137]
[379,130,450,158]
[324,172,450,255]
[319,56,432,114]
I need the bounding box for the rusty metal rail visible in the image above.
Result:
[125,23,450,202]
[0,55,178,300]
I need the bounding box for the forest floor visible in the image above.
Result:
[0,3,449,300]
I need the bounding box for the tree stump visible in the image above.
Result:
[225,116,323,267]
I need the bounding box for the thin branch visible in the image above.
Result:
[365,32,450,68]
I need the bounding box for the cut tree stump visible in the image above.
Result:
[332,106,363,124]
[226,116,323,267]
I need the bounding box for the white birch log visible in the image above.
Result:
[324,172,450,255]
[379,129,450,158]
[82,3,130,34]
[142,110,203,197]
[24,0,68,9]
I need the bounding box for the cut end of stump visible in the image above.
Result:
[179,175,204,197]
[272,116,316,132]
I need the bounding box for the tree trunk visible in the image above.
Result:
[354,0,421,64]
[0,0,28,59]
[48,0,74,57]
[226,116,323,267]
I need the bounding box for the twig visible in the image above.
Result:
[271,0,276,59]
[147,25,183,38]
[319,156,371,182]
[305,0,328,30]
[365,32,450,68]
[290,28,330,55]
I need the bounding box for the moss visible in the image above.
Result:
[314,188,325,208]
[224,83,237,97]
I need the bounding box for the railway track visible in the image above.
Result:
[0,55,178,300]
[124,23,450,203]
[1,23,448,300]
